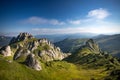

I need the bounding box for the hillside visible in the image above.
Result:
[0,33,120,80]
[64,39,120,80]
[1,55,114,80]
[65,39,120,67]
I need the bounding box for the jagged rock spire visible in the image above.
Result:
[86,39,101,53]
[9,32,34,44]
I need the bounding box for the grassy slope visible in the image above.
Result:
[0,55,109,80]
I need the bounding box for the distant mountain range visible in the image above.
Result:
[55,34,120,58]
[35,33,97,42]
[95,34,120,57]
[0,36,12,47]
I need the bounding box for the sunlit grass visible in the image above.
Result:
[0,55,109,80]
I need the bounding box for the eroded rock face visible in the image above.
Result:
[25,54,42,71]
[26,38,71,61]
[27,40,39,51]
[36,39,71,61]
[38,50,63,61]
[0,45,12,56]
[13,48,30,60]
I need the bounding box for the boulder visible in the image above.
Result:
[0,45,12,56]
[25,54,42,71]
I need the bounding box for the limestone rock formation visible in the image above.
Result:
[0,32,70,70]
[0,45,12,56]
[38,48,70,61]
[25,54,42,71]
[26,38,70,61]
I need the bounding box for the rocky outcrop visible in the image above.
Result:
[25,54,42,71]
[73,39,102,56]
[26,38,70,61]
[9,32,34,44]
[0,32,71,70]
[38,48,70,61]
[0,45,12,56]
[0,32,70,71]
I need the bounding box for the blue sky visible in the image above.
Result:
[0,0,120,36]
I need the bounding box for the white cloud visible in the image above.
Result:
[32,27,86,35]
[19,8,120,35]
[32,24,120,35]
[21,16,65,25]
[68,20,81,25]
[86,26,120,34]
[66,8,110,25]
[87,8,110,19]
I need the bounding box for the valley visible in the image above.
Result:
[0,33,120,80]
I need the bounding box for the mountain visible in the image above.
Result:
[0,35,12,47]
[55,34,120,58]
[0,33,120,80]
[64,39,120,67]
[35,33,97,42]
[0,33,70,70]
[64,39,120,80]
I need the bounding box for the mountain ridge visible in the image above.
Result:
[55,34,120,57]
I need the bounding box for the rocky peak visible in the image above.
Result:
[0,32,71,71]
[86,39,97,47]
[85,39,100,53]
[25,54,42,71]
[38,38,52,46]
[10,32,34,44]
